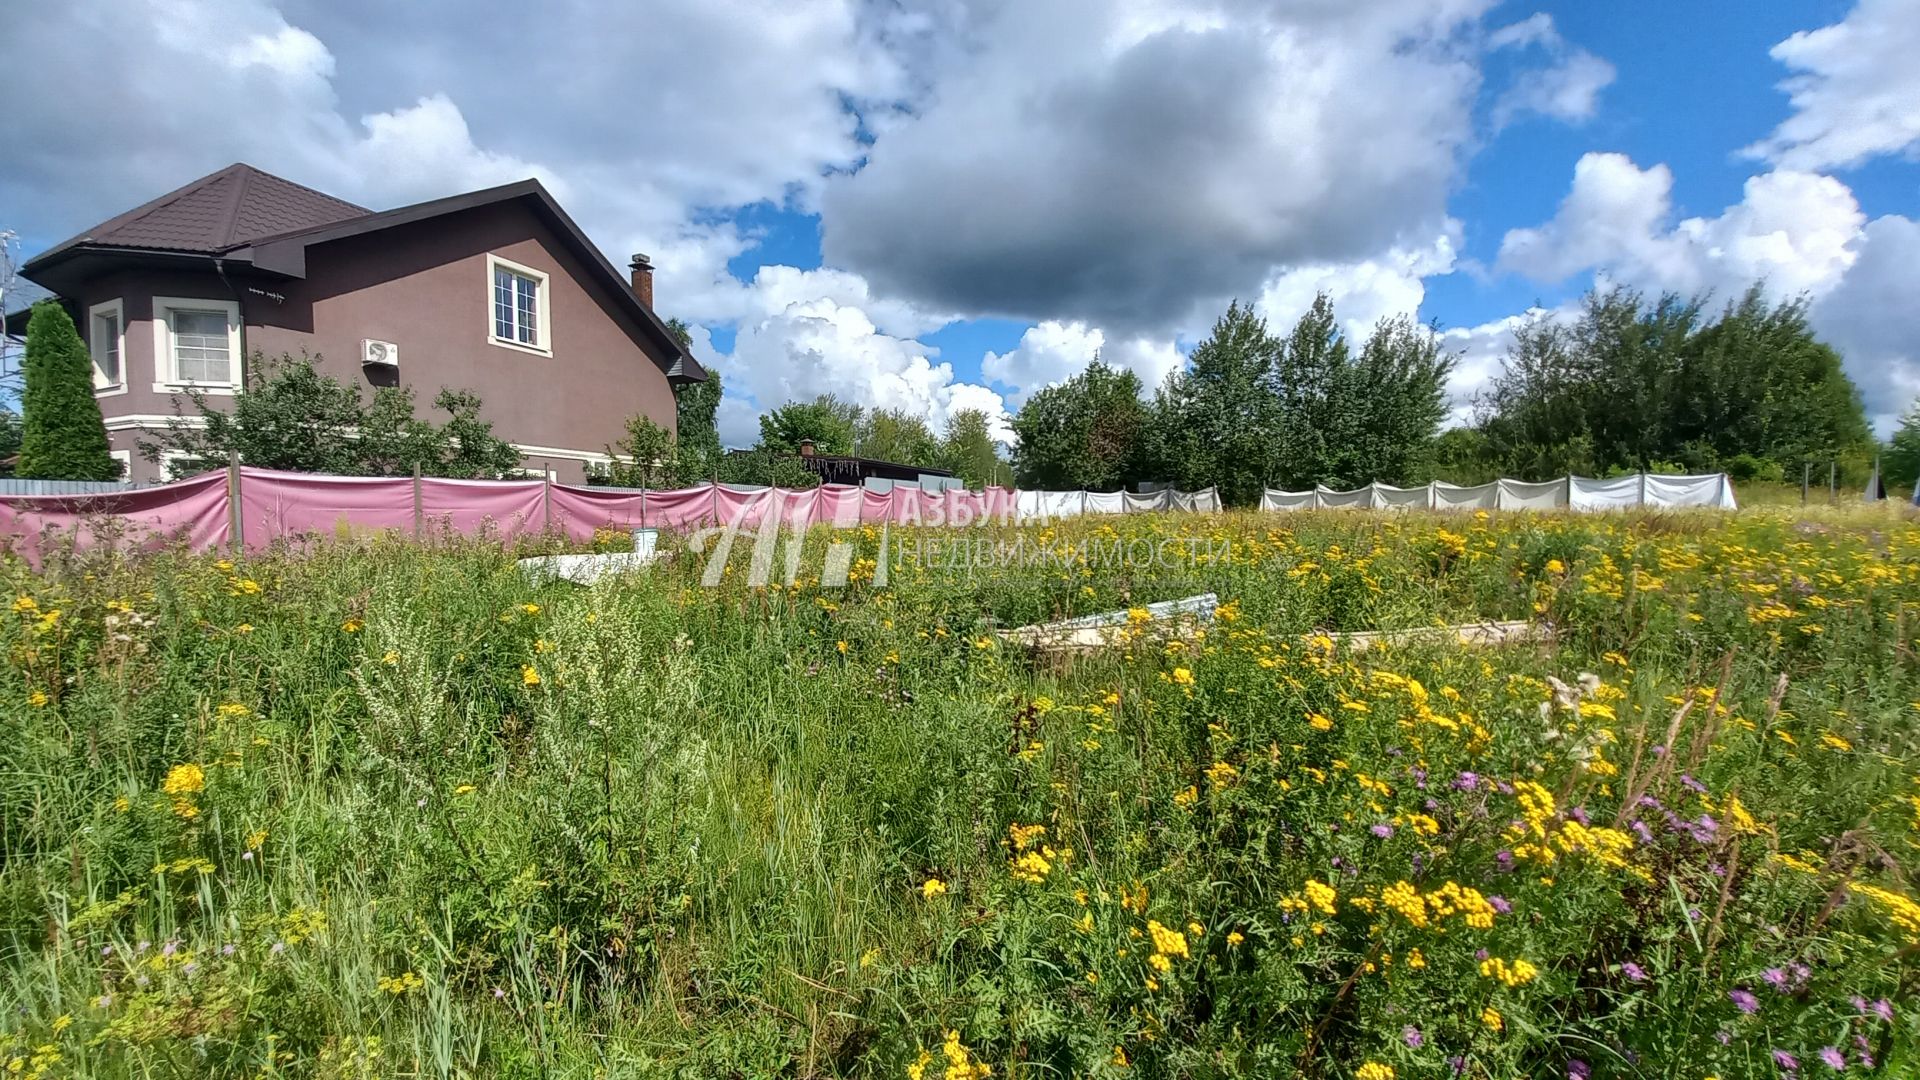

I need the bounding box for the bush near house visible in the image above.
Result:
[2,508,1918,1077]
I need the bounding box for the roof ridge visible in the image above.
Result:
[236,163,371,217]
[218,165,256,248]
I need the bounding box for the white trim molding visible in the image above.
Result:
[108,448,132,479]
[485,253,553,356]
[512,442,612,465]
[88,298,127,397]
[101,413,210,433]
[151,296,243,394]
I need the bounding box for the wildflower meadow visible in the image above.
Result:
[3,507,1917,1078]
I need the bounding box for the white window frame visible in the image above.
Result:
[151,296,243,394]
[88,298,127,396]
[485,254,551,356]
[108,448,132,479]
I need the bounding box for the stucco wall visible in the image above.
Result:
[80,201,680,484]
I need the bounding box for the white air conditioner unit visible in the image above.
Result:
[361,339,399,367]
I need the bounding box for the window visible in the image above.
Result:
[108,449,131,480]
[151,297,242,393]
[88,299,125,394]
[486,254,550,354]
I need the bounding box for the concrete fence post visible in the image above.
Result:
[411,463,423,540]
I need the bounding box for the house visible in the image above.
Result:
[12,163,704,483]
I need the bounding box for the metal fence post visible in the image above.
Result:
[411,463,423,540]
[542,472,553,533]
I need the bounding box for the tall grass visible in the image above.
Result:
[2,509,1917,1078]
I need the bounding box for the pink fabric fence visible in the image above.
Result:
[0,471,232,565]
[0,468,1031,562]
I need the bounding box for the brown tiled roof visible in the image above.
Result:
[37,163,368,259]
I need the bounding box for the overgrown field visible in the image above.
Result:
[4,509,1919,1078]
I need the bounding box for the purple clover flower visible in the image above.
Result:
[1731,988,1760,1014]
[1454,771,1480,791]
[1772,1049,1799,1072]
[1622,961,1647,981]
[1402,1025,1423,1049]
[1568,1060,1591,1080]
[1488,895,1512,914]
[1371,824,1395,839]
[1819,1047,1846,1071]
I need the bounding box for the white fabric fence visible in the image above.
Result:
[1260,474,1736,513]
[1014,486,1222,523]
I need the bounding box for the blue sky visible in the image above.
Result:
[4,0,1917,441]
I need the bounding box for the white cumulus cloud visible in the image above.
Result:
[1744,0,1920,170]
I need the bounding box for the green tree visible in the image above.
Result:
[666,318,724,480]
[16,301,117,480]
[1147,301,1280,505]
[1010,361,1149,490]
[855,407,941,467]
[758,395,862,456]
[1884,399,1920,498]
[595,414,681,489]
[715,448,820,488]
[143,352,521,479]
[1477,285,1870,480]
[1333,313,1453,484]
[1426,426,1498,485]
[1259,295,1453,489]
[940,408,1008,489]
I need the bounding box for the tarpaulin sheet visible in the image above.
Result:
[1259,474,1735,514]
[237,470,415,548]
[1126,490,1172,513]
[1567,475,1641,511]
[1644,473,1737,509]
[1316,485,1372,509]
[1498,479,1568,510]
[1261,489,1316,511]
[1373,483,1431,510]
[0,470,230,565]
[1018,490,1087,523]
[1085,491,1127,515]
[1434,482,1497,510]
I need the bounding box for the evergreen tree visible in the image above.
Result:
[17,301,116,480]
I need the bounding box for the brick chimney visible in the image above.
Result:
[628,253,654,309]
